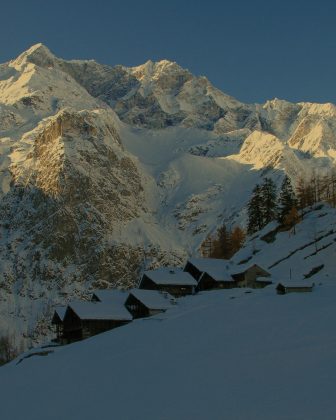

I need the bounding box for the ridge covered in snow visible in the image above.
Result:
[1,43,336,344]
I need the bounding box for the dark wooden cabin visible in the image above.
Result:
[184,260,205,281]
[183,258,234,291]
[51,306,67,342]
[196,272,236,291]
[62,302,132,343]
[125,289,175,319]
[276,282,314,295]
[139,268,197,297]
[184,258,232,281]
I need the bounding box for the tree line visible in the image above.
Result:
[200,224,246,259]
[296,170,336,210]
[247,171,336,235]
[200,171,336,259]
[247,176,299,234]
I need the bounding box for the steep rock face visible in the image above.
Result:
[0,107,159,343]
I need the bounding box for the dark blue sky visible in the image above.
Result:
[1,0,336,104]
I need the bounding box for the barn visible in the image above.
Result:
[139,268,197,297]
[62,301,132,343]
[125,289,175,319]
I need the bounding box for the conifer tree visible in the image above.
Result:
[260,177,277,225]
[211,224,230,258]
[247,184,263,234]
[278,175,297,224]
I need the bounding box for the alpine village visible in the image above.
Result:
[51,174,318,345]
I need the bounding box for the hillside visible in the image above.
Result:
[1,206,336,419]
[232,203,336,283]
[1,43,336,344]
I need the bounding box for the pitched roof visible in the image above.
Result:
[199,271,236,284]
[67,301,132,321]
[143,267,197,286]
[91,289,129,304]
[52,306,67,323]
[187,258,233,282]
[231,263,271,277]
[129,289,174,310]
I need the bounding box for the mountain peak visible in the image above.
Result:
[131,58,189,80]
[26,42,50,55]
[12,43,57,68]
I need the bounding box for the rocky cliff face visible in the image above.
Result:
[0,107,154,342]
[1,43,336,345]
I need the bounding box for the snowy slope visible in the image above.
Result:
[232,203,336,283]
[1,277,336,419]
[1,43,336,345]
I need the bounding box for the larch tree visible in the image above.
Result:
[200,234,213,257]
[283,206,300,234]
[230,226,246,255]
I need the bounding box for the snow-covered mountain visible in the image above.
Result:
[1,43,336,344]
[1,204,336,420]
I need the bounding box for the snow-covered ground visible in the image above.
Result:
[1,279,336,420]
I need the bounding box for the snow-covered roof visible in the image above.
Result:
[198,271,235,284]
[187,258,233,281]
[231,263,270,277]
[278,281,315,288]
[68,301,132,321]
[129,289,174,310]
[143,267,197,286]
[52,306,67,322]
[91,289,129,304]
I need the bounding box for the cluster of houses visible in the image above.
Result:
[52,257,314,344]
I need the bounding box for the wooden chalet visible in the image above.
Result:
[184,258,231,281]
[62,301,132,343]
[184,258,235,291]
[184,258,271,291]
[276,281,315,295]
[139,268,197,297]
[51,306,67,342]
[125,289,175,319]
[196,271,237,291]
[231,264,272,289]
